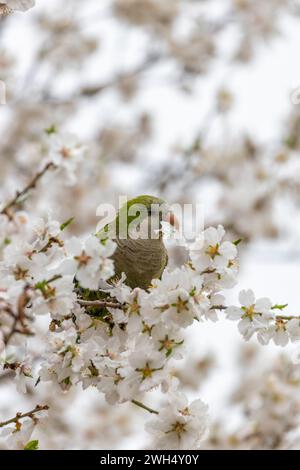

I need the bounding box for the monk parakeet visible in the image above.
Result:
[99,195,179,290]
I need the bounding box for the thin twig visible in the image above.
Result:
[131,399,159,415]
[201,268,217,275]
[0,162,55,216]
[77,299,122,309]
[79,53,161,97]
[0,405,49,428]
[2,285,33,346]
[44,53,162,103]
[211,304,300,321]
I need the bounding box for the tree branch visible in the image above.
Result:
[211,304,300,321]
[131,399,159,415]
[0,405,49,429]
[78,53,161,98]
[1,285,34,346]
[77,299,122,309]
[0,162,55,216]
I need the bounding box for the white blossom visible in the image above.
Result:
[226,289,273,341]
[190,225,237,273]
[151,323,184,358]
[48,133,87,186]
[1,420,35,450]
[62,235,116,290]
[146,392,209,449]
[15,360,33,394]
[287,318,300,343]
[32,274,76,318]
[119,349,166,398]
[0,0,35,13]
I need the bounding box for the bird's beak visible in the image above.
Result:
[165,211,180,231]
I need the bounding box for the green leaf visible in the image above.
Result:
[24,440,39,450]
[233,238,243,246]
[60,217,74,232]
[271,304,288,311]
[35,279,48,293]
[45,124,57,135]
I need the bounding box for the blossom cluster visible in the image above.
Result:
[1,162,300,449]
[35,223,239,449]
[0,169,240,449]
[2,142,300,449]
[226,290,300,347]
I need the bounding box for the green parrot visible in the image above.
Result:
[98,195,179,290]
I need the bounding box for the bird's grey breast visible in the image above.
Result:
[112,237,168,289]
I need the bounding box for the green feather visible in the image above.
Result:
[98,195,165,240]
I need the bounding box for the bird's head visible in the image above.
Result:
[116,195,179,239]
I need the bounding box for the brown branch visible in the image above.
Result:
[78,53,161,98]
[201,268,217,275]
[2,285,33,346]
[1,276,63,347]
[77,299,122,309]
[0,405,49,429]
[131,399,159,415]
[0,162,55,216]
[3,314,19,346]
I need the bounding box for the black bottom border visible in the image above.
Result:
[0,449,296,465]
